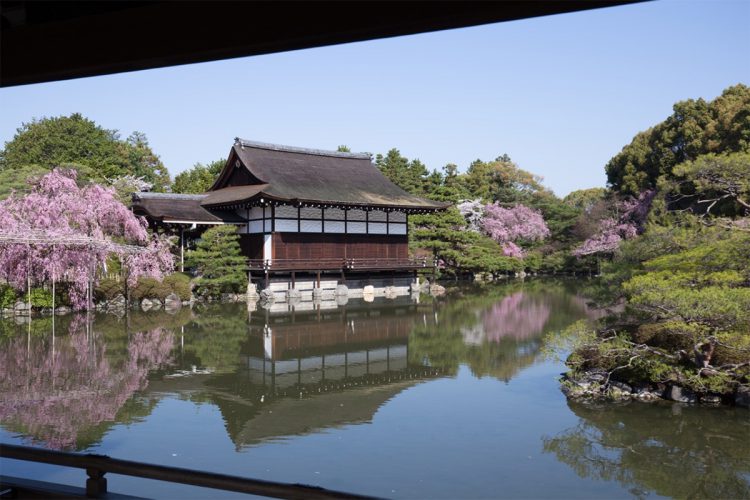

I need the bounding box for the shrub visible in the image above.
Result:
[0,284,17,309]
[29,287,54,308]
[131,277,172,301]
[163,273,192,301]
[95,278,125,301]
[186,225,246,298]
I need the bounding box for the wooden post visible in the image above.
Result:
[86,468,107,498]
[26,243,31,318]
[316,270,321,288]
[180,226,185,273]
[291,271,296,289]
[51,244,56,316]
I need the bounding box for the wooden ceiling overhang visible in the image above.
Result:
[1,1,645,87]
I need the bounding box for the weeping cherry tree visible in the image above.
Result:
[0,168,174,309]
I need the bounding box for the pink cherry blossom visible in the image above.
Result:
[572,190,655,257]
[481,203,550,257]
[0,169,174,308]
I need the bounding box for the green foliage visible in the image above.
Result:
[0,284,18,309]
[0,164,50,199]
[410,207,475,271]
[29,288,54,308]
[0,114,170,194]
[163,273,192,301]
[563,187,607,213]
[95,278,125,301]
[375,148,430,195]
[131,277,172,301]
[186,225,246,298]
[606,84,750,194]
[665,152,750,217]
[172,159,225,194]
[121,132,171,192]
[462,155,547,204]
[454,233,521,275]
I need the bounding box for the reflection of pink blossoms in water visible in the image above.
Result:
[482,292,551,341]
[0,319,174,450]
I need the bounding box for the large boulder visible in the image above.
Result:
[667,385,697,404]
[384,286,398,299]
[335,294,349,306]
[735,387,750,408]
[140,298,153,311]
[164,293,182,309]
[429,284,446,296]
[335,285,349,297]
[259,288,275,303]
[109,294,126,307]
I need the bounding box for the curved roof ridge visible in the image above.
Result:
[133,192,207,200]
[235,138,371,160]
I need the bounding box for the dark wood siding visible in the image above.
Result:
[239,234,265,259]
[272,233,407,260]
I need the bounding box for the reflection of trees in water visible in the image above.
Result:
[543,401,750,499]
[410,280,599,381]
[481,292,551,341]
[178,303,250,371]
[0,315,174,450]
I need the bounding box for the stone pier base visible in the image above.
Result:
[254,274,418,303]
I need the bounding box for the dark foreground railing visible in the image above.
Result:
[0,443,378,499]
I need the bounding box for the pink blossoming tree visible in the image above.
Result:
[0,169,174,308]
[481,203,551,257]
[572,190,655,257]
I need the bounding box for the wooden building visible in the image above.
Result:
[133,139,448,282]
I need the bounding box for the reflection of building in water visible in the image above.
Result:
[152,301,443,449]
[244,300,436,396]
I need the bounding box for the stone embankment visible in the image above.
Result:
[561,370,749,408]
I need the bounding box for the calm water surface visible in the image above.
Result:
[1,280,748,499]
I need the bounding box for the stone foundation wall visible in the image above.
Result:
[250,274,418,303]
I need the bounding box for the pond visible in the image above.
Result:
[1,279,748,499]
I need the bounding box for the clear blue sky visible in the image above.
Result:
[1,0,748,196]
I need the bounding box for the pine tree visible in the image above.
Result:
[186,225,246,298]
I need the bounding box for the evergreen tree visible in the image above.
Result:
[186,225,246,298]
[0,113,170,195]
[172,159,225,194]
[605,84,750,194]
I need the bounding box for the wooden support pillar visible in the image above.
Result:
[180,227,185,273]
[316,270,321,288]
[291,271,296,289]
[86,468,107,498]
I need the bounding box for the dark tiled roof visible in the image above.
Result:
[131,192,245,224]
[204,139,449,211]
[200,184,268,207]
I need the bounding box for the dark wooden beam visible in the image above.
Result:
[1,1,646,87]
